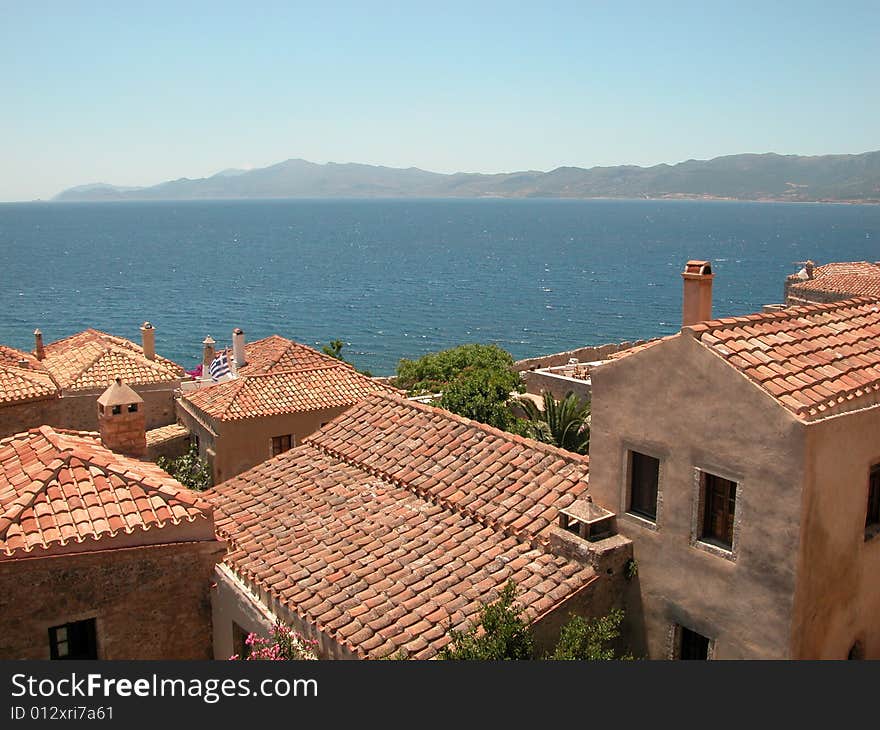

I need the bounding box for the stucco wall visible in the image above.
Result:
[514,341,647,372]
[588,334,806,659]
[0,541,224,660]
[791,406,880,659]
[522,370,592,401]
[178,399,351,484]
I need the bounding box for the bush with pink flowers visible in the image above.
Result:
[230,621,319,661]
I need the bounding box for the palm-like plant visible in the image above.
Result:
[517,391,591,455]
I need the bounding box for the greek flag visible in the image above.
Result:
[209,352,231,381]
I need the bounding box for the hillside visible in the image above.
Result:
[54,151,880,203]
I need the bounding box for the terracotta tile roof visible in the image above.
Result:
[208,433,596,659]
[606,336,675,361]
[308,392,590,547]
[41,329,184,391]
[789,261,880,300]
[687,297,880,420]
[145,423,190,447]
[0,347,60,406]
[0,426,212,557]
[182,336,400,421]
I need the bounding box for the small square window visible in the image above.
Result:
[679,626,710,660]
[111,405,122,415]
[127,403,138,413]
[628,451,659,521]
[700,472,736,550]
[866,465,880,538]
[271,434,293,456]
[49,619,97,660]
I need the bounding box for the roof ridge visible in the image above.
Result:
[686,296,880,338]
[242,362,354,378]
[356,391,591,467]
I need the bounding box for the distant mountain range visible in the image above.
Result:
[54,151,880,203]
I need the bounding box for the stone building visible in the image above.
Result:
[177,333,399,484]
[0,405,224,659]
[0,324,185,438]
[785,260,880,306]
[588,261,880,659]
[207,392,633,659]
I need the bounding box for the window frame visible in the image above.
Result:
[690,466,741,561]
[627,450,661,523]
[865,464,880,541]
[271,434,294,457]
[49,618,98,660]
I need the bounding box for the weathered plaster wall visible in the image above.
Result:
[178,399,351,484]
[0,541,224,659]
[589,334,806,659]
[791,406,880,659]
[522,370,593,401]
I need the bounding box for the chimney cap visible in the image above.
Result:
[203,336,216,345]
[97,378,144,407]
[683,260,713,276]
[233,327,244,335]
[141,321,154,329]
[33,328,42,336]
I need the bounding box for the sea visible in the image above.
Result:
[1,198,878,375]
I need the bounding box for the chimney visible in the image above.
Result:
[97,378,146,458]
[681,260,714,327]
[804,260,815,279]
[202,336,216,368]
[232,328,246,369]
[140,321,156,360]
[34,329,45,360]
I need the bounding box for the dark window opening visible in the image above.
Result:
[866,465,880,536]
[679,627,710,660]
[111,405,122,415]
[847,641,865,660]
[232,622,251,659]
[49,619,97,660]
[629,451,659,520]
[701,472,736,549]
[127,403,138,413]
[271,434,293,456]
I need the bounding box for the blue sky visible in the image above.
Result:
[2,1,878,200]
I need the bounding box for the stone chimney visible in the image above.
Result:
[804,260,815,279]
[232,328,246,369]
[202,336,216,368]
[681,260,714,328]
[97,378,146,458]
[34,329,45,360]
[140,321,156,360]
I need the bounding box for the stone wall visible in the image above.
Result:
[0,541,224,660]
[521,370,593,401]
[0,384,179,440]
[514,341,648,372]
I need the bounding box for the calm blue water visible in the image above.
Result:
[1,199,878,375]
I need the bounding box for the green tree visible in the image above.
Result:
[321,339,372,377]
[439,368,518,431]
[157,444,213,491]
[548,608,629,660]
[516,391,591,455]
[439,580,534,660]
[395,343,521,395]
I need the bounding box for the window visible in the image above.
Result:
[866,465,880,538]
[127,403,138,413]
[49,619,97,660]
[271,434,293,456]
[629,451,659,521]
[111,405,121,415]
[679,627,710,660]
[701,472,737,550]
[232,622,251,659]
